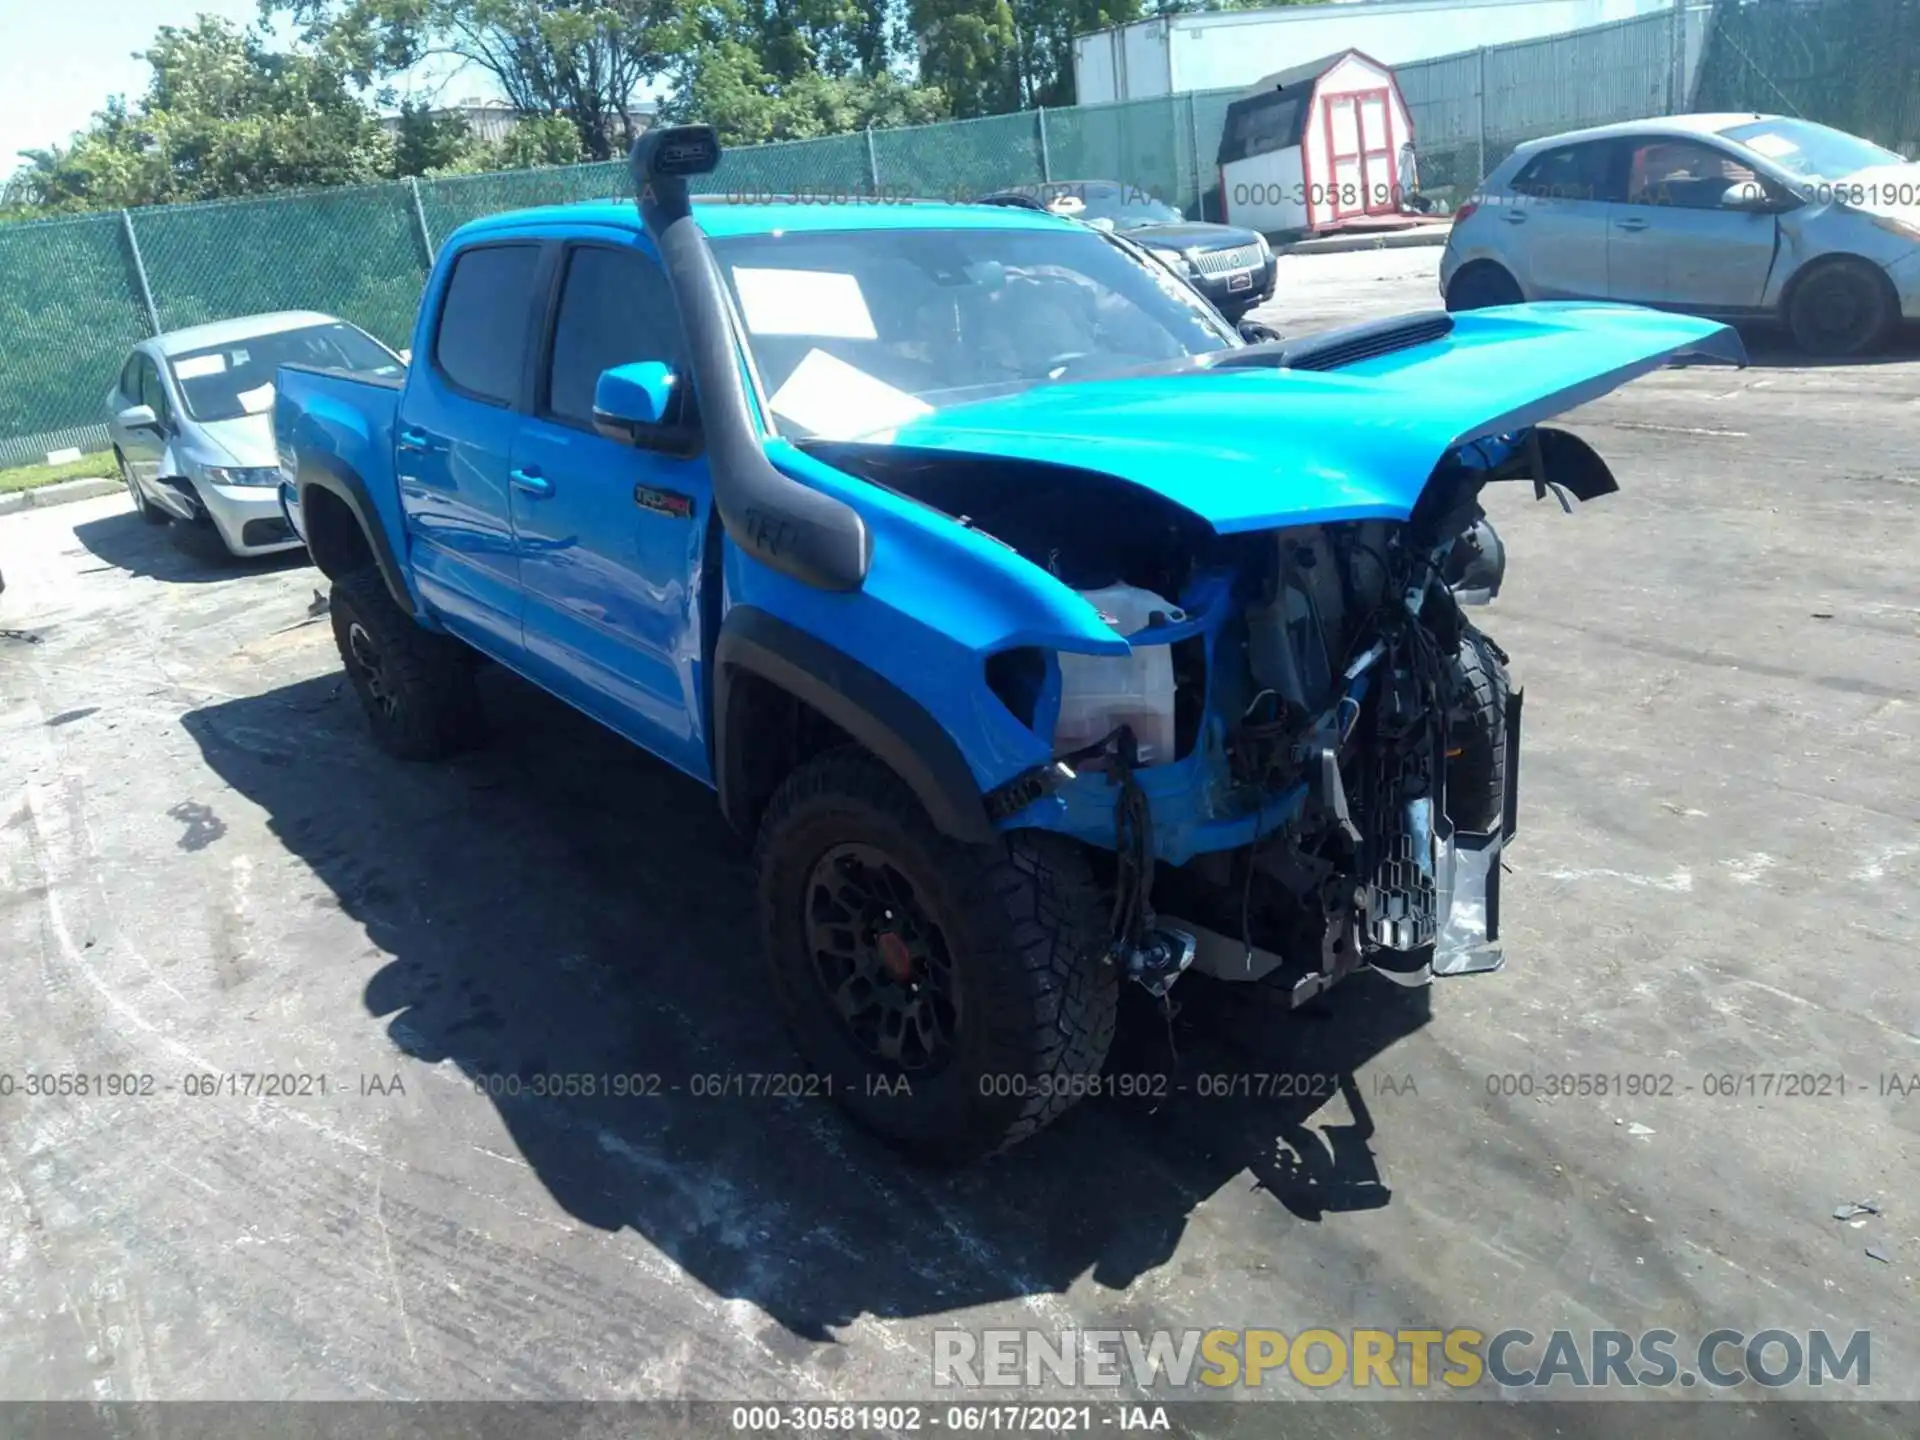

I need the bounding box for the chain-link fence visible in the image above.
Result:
[0,0,1908,467]
[1694,0,1920,153]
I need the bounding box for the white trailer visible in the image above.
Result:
[1073,0,1679,104]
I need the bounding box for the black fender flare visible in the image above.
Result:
[296,454,418,618]
[712,606,996,846]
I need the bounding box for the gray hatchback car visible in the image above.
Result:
[106,311,403,557]
[1440,114,1920,356]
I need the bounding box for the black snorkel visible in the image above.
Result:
[628,124,871,592]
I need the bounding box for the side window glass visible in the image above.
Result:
[433,243,543,404]
[139,358,169,421]
[120,356,142,399]
[1627,141,1759,210]
[545,246,688,428]
[1511,144,1609,203]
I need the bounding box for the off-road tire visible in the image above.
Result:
[1785,257,1896,358]
[1446,626,1509,834]
[755,747,1117,1165]
[329,568,481,761]
[117,450,169,525]
[1445,262,1523,312]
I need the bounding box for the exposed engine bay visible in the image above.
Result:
[808,426,1584,1005]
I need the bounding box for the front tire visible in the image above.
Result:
[1446,626,1510,834]
[1786,257,1895,358]
[329,568,481,760]
[755,747,1117,1165]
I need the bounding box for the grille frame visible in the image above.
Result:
[1190,243,1264,277]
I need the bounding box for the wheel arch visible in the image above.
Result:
[712,605,997,847]
[1779,250,1900,320]
[1444,258,1523,309]
[296,456,417,617]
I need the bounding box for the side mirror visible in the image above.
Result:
[1238,318,1283,344]
[117,403,158,432]
[593,360,699,454]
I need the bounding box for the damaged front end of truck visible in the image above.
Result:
[630,124,1747,1045]
[799,324,1747,1011]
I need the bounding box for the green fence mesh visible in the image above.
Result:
[1045,95,1202,211]
[135,184,429,350]
[0,213,151,468]
[1694,0,1920,152]
[0,0,1908,466]
[419,161,628,248]
[874,111,1043,200]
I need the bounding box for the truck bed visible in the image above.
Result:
[272,362,406,568]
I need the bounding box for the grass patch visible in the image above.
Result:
[0,452,117,494]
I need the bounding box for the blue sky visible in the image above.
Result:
[0,1,490,182]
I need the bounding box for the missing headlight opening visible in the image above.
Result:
[944,438,1545,1007]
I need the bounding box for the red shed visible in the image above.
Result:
[1216,49,1417,237]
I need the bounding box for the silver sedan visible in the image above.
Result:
[105,311,403,557]
[1439,114,1920,356]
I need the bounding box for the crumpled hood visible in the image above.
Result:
[190,413,279,468]
[850,304,1745,534]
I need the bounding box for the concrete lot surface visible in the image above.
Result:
[1,252,1916,1432]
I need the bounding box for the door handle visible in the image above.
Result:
[397,429,431,453]
[1615,218,1650,232]
[1501,211,1527,224]
[510,467,553,498]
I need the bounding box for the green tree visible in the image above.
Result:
[662,22,946,146]
[911,0,1146,115]
[274,0,679,161]
[3,17,394,213]
[391,99,482,175]
[495,113,592,167]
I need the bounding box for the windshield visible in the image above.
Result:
[166,321,402,423]
[1718,118,1907,182]
[709,225,1235,442]
[1018,181,1186,229]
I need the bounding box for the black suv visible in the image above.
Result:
[979,179,1277,323]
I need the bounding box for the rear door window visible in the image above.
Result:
[433,243,542,404]
[543,245,688,428]
[1511,142,1619,202]
[137,357,171,424]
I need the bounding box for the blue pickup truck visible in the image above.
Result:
[274,126,1745,1163]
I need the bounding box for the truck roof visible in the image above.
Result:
[453,197,1080,246]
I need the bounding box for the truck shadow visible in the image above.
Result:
[181,665,1429,1340]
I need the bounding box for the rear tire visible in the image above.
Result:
[1445,263,1523,312]
[1446,626,1510,834]
[1785,257,1895,358]
[755,747,1116,1166]
[329,568,481,760]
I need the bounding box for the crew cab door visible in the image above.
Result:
[508,237,713,782]
[395,240,543,655]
